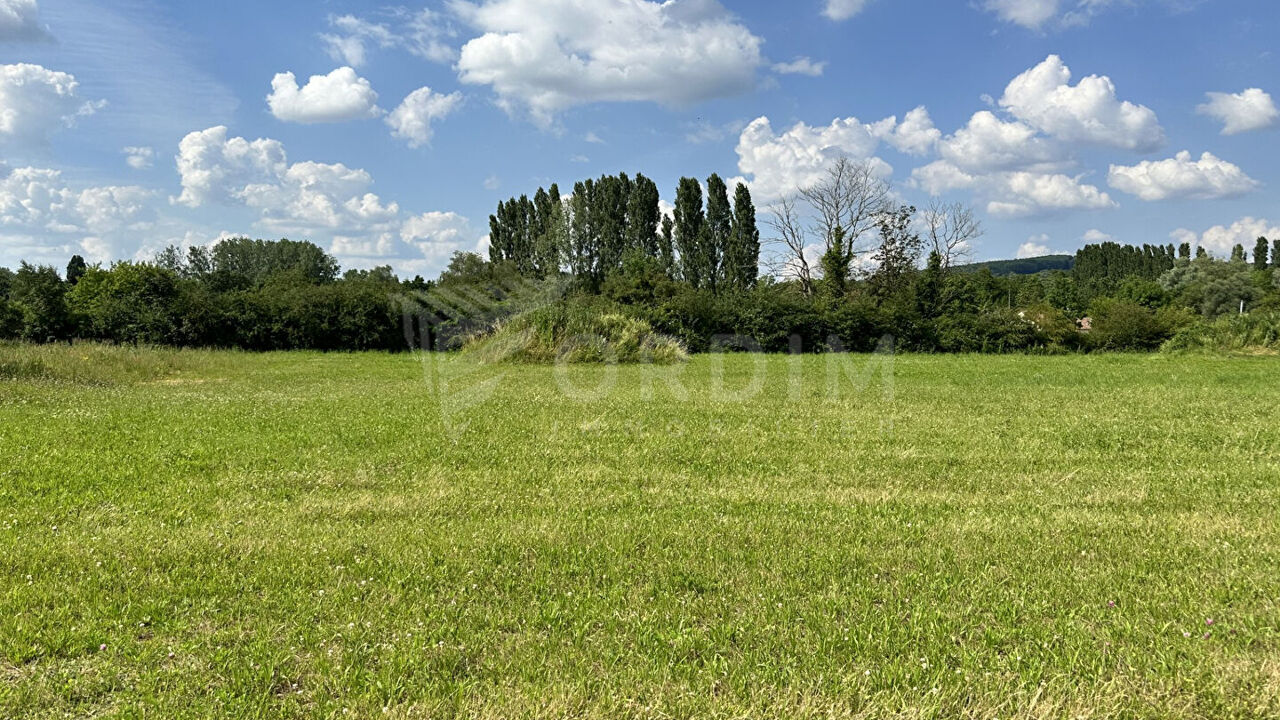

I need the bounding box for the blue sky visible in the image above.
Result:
[0,0,1276,277]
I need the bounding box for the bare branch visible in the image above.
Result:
[922,199,981,269]
[764,197,813,295]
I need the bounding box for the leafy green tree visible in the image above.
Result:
[627,174,661,259]
[1273,239,1280,269]
[703,174,732,293]
[659,214,675,278]
[66,255,87,286]
[1178,242,1192,260]
[68,262,180,344]
[568,180,599,284]
[916,250,944,318]
[1255,237,1270,271]
[819,226,851,298]
[1231,244,1247,263]
[11,263,71,341]
[209,237,339,288]
[674,177,705,288]
[723,182,759,290]
[868,205,921,299]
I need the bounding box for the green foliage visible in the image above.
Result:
[67,262,180,345]
[1086,298,1181,351]
[65,255,87,285]
[724,183,760,290]
[674,177,706,289]
[11,263,70,342]
[1163,312,1280,353]
[1254,237,1270,271]
[463,298,686,364]
[1160,257,1261,318]
[955,255,1074,276]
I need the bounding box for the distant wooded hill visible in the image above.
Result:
[955,255,1075,276]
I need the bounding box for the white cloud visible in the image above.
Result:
[123,146,154,170]
[0,166,153,256]
[584,131,605,144]
[1172,217,1280,256]
[0,64,104,147]
[1081,228,1113,243]
[385,86,463,148]
[987,171,1116,217]
[733,114,894,203]
[823,0,872,21]
[773,57,827,77]
[452,0,763,125]
[0,0,49,41]
[320,10,456,67]
[267,67,381,124]
[1018,235,1053,258]
[1107,151,1258,201]
[1197,88,1279,136]
[999,55,1163,151]
[868,106,941,156]
[982,0,1060,29]
[483,175,501,190]
[936,110,1063,173]
[170,125,478,274]
[981,0,1147,30]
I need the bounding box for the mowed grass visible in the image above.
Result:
[1,344,1279,719]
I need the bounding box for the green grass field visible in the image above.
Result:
[2,344,1279,718]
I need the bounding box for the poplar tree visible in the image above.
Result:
[725,182,759,290]
[627,174,661,259]
[674,177,704,287]
[1256,237,1271,271]
[704,174,732,293]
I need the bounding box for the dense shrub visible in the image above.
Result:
[1087,298,1184,351]
[463,299,686,364]
[1163,312,1280,353]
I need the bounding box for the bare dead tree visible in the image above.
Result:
[764,197,813,296]
[800,158,892,259]
[765,157,892,295]
[922,199,981,269]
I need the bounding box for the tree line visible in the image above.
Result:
[488,172,759,293]
[3,159,1280,354]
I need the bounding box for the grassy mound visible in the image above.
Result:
[463,301,687,364]
[1162,312,1280,354]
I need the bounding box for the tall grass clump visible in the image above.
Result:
[0,341,230,385]
[463,300,687,365]
[1162,312,1280,354]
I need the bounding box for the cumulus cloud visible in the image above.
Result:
[0,167,145,233]
[1172,217,1280,256]
[773,57,827,77]
[123,146,154,170]
[452,0,763,125]
[1197,88,1279,136]
[999,55,1163,151]
[0,64,105,147]
[733,115,892,203]
[0,0,50,41]
[986,171,1116,217]
[823,0,873,21]
[868,106,941,156]
[171,126,477,272]
[935,111,1063,174]
[320,9,456,67]
[1108,151,1258,201]
[385,86,463,148]
[267,67,381,124]
[1018,235,1054,258]
[1081,228,1114,243]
